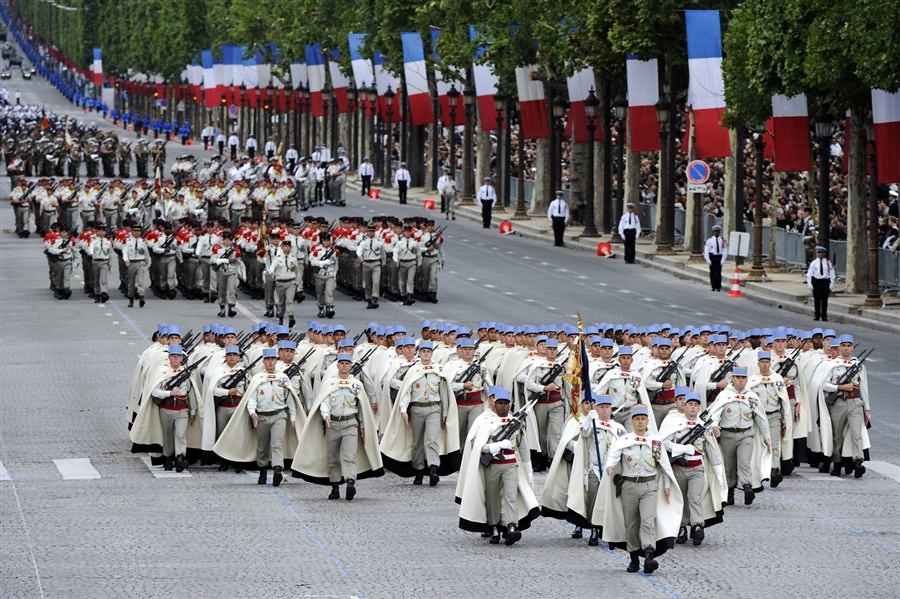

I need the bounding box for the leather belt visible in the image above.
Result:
[330,414,358,422]
[411,401,440,408]
[218,402,241,409]
[257,408,286,416]
[621,475,656,483]
[364,259,381,263]
[765,410,781,415]
[721,427,751,433]
[277,278,295,283]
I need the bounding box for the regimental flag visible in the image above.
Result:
[566,67,601,143]
[872,89,900,184]
[626,55,660,152]
[770,94,812,172]
[401,32,434,125]
[327,49,350,113]
[469,25,499,132]
[305,43,326,117]
[90,48,103,87]
[685,10,731,158]
[430,27,464,127]
[564,314,591,420]
[515,66,550,139]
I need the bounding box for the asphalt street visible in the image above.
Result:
[1,65,899,599]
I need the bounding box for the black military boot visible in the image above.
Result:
[257,467,268,485]
[742,483,755,505]
[366,299,376,309]
[643,546,658,573]
[100,292,109,303]
[218,460,229,472]
[853,459,866,478]
[218,306,226,317]
[227,305,237,317]
[830,462,842,477]
[163,456,174,471]
[413,470,424,485]
[691,524,705,546]
[346,479,356,501]
[317,306,326,318]
[676,526,688,544]
[326,305,335,319]
[488,527,501,544]
[771,468,783,488]
[818,460,831,474]
[264,306,274,318]
[482,527,494,539]
[626,551,640,573]
[504,524,522,545]
[726,487,735,506]
[571,526,583,539]
[272,466,283,487]
[328,484,340,499]
[138,295,145,307]
[288,315,296,328]
[174,454,186,473]
[588,527,599,546]
[429,465,439,487]
[94,295,102,303]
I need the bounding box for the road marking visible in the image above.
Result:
[523,256,533,260]
[140,455,192,478]
[867,460,900,483]
[466,277,478,282]
[484,284,496,289]
[547,306,558,311]
[0,460,10,481]
[53,458,101,480]
[506,250,514,255]
[104,312,112,316]
[559,268,569,273]
[525,298,537,303]
[112,320,119,325]
[120,331,127,335]
[643,297,655,302]
[448,270,458,275]
[694,311,707,316]
[669,304,682,309]
[491,246,499,250]
[540,261,550,266]
[596,282,607,287]
[577,275,589,280]
[619,289,632,294]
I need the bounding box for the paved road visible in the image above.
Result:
[2,64,899,599]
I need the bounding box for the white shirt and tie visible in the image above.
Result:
[477,184,496,206]
[394,168,411,185]
[359,162,375,177]
[703,234,728,264]
[806,256,835,289]
[618,211,641,239]
[547,198,569,223]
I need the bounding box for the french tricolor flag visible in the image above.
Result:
[290,60,307,90]
[685,10,731,158]
[214,47,228,102]
[327,49,350,113]
[515,66,549,139]
[872,89,900,184]
[565,67,601,143]
[469,26,498,132]
[401,32,433,126]
[187,58,202,100]
[770,94,811,172]
[430,27,463,127]
[306,43,326,117]
[626,56,660,151]
[374,51,401,123]
[201,49,218,108]
[90,48,103,87]
[348,33,375,89]
[242,51,260,108]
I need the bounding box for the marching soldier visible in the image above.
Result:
[594,346,654,431]
[417,221,442,304]
[123,223,149,307]
[149,344,198,472]
[10,179,32,237]
[212,233,240,318]
[394,225,420,305]
[249,348,297,485]
[704,225,728,292]
[641,338,686,424]
[210,345,247,471]
[748,352,795,486]
[708,367,772,506]
[445,338,491,446]
[356,223,385,309]
[524,339,571,469]
[45,224,75,299]
[87,225,112,303]
[269,239,298,328]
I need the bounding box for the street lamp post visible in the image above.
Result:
[321,83,332,152]
[447,85,460,182]
[863,120,882,308]
[551,95,569,199]
[747,127,767,281]
[814,119,832,252]
[461,86,476,204]
[384,85,395,188]
[612,94,628,240]
[655,95,675,254]
[581,87,600,237]
[300,86,310,155]
[513,100,529,219]
[347,82,358,165]
[494,89,506,210]
[365,85,379,184]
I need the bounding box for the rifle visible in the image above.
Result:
[283,347,317,379]
[454,346,493,384]
[825,349,874,407]
[14,180,38,204]
[58,228,78,249]
[479,397,538,466]
[162,355,209,391]
[423,224,447,250]
[161,233,176,250]
[775,347,802,377]
[675,409,712,446]
[590,418,604,480]
[235,330,252,348]
[350,347,377,376]
[351,329,366,345]
[655,350,685,383]
[710,347,744,383]
[539,347,570,386]
[221,355,263,389]
[290,332,306,344]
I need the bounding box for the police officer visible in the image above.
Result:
[703,225,728,291]
[618,202,641,264]
[358,157,374,196]
[394,162,411,204]
[477,177,497,229]
[547,191,569,247]
[806,246,835,321]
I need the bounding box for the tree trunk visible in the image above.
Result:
[569,141,586,224]
[846,112,867,293]
[529,138,552,215]
[769,171,782,268]
[338,113,350,153]
[625,148,640,223]
[475,127,491,192]
[656,147,666,234]
[722,128,738,237]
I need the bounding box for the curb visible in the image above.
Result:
[350,182,899,333]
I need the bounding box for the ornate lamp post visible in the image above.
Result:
[655,95,675,254]
[494,89,506,210]
[321,83,332,152]
[447,84,460,181]
[581,87,600,236]
[513,100,530,219]
[863,119,882,308]
[347,82,358,164]
[612,94,628,239]
[384,84,395,188]
[747,126,767,281]
[462,86,476,204]
[551,95,569,198]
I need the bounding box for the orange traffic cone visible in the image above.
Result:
[728,265,743,298]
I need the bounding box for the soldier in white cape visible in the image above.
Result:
[212,349,306,482]
[291,355,384,496]
[657,392,727,546]
[379,342,460,483]
[597,405,682,574]
[747,351,795,487]
[455,387,539,544]
[126,325,171,438]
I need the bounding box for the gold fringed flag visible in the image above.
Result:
[564,313,590,421]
